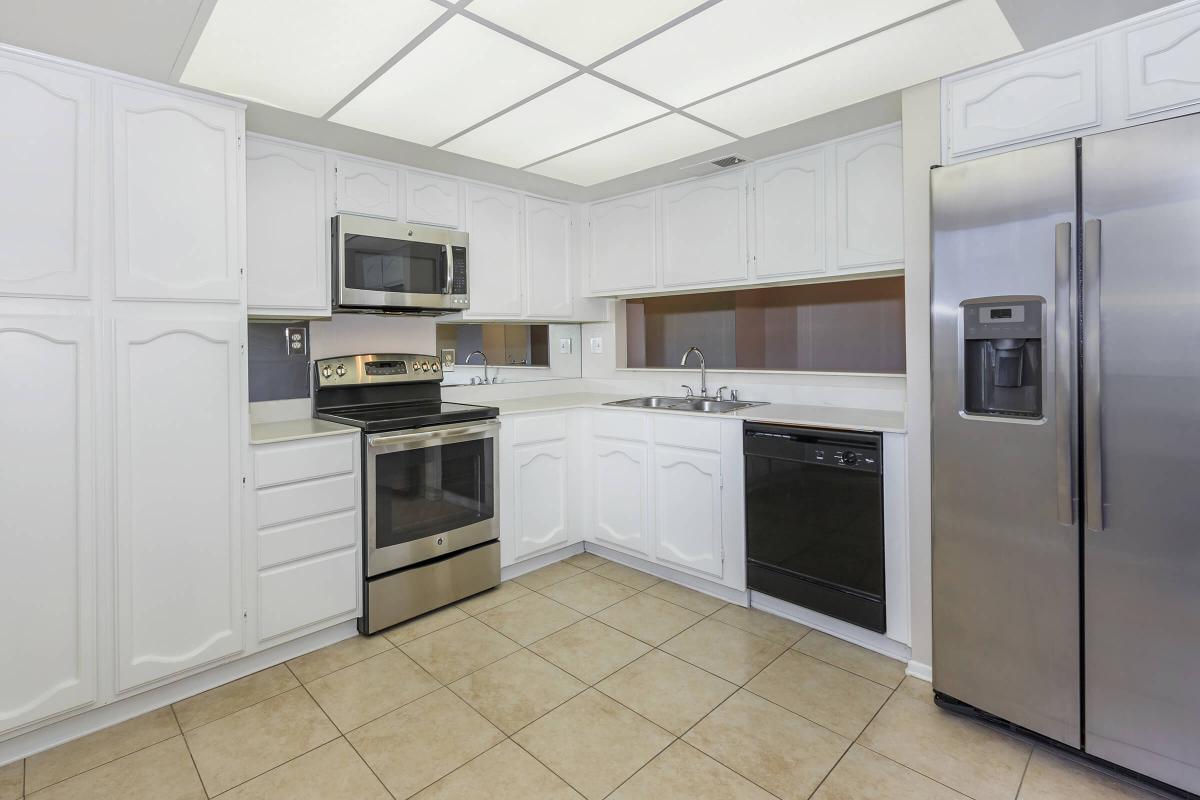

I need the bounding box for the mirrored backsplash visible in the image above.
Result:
[436,323,582,385]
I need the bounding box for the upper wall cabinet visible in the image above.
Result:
[1125,5,1200,119]
[0,54,93,299]
[246,137,331,316]
[335,156,400,220]
[834,126,904,270]
[464,184,523,318]
[945,43,1100,158]
[110,82,241,303]
[525,197,573,318]
[406,170,460,228]
[589,189,657,294]
[753,149,825,280]
[661,171,748,288]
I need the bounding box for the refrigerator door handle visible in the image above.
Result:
[1083,218,1104,531]
[1054,221,1075,525]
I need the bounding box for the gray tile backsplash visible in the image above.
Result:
[248,321,310,402]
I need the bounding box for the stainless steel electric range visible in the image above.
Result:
[313,353,499,634]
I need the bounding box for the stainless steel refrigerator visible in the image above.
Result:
[931,112,1200,794]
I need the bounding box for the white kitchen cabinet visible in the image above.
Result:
[336,155,401,219]
[464,184,524,318]
[246,136,331,316]
[406,170,460,228]
[110,82,242,303]
[113,316,244,691]
[0,53,93,299]
[591,438,652,556]
[0,315,96,734]
[512,440,571,560]
[1125,5,1200,119]
[524,196,573,318]
[833,126,904,271]
[588,189,657,294]
[753,149,825,279]
[660,171,748,288]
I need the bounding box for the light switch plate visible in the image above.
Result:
[284,326,307,357]
[559,338,572,354]
[589,336,603,354]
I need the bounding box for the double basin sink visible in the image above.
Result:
[604,396,766,414]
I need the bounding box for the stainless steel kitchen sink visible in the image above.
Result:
[603,396,766,414]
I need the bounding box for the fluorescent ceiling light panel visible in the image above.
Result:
[181,0,443,116]
[527,114,735,186]
[468,0,706,65]
[441,75,665,168]
[599,0,946,107]
[331,16,574,146]
[689,0,1021,137]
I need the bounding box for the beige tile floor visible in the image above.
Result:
[1,554,1173,800]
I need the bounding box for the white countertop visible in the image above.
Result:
[250,418,358,445]
[488,392,905,433]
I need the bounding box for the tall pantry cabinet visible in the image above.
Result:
[0,45,247,737]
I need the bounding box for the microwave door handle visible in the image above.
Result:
[444,244,453,295]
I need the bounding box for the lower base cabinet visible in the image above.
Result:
[591,438,652,556]
[653,445,724,578]
[258,549,357,640]
[512,439,570,560]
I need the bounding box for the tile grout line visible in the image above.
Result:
[20,714,181,796]
[169,705,208,798]
[1014,747,1035,800]
[802,669,903,800]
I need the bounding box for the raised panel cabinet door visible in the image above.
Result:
[246,137,330,315]
[834,126,904,270]
[661,171,748,288]
[946,42,1100,157]
[336,156,400,219]
[406,170,460,227]
[654,446,723,578]
[753,150,825,279]
[113,317,244,690]
[0,315,96,733]
[525,197,573,318]
[1125,6,1200,118]
[588,190,656,294]
[513,440,569,559]
[111,83,241,302]
[592,439,650,556]
[0,54,92,298]
[466,184,523,318]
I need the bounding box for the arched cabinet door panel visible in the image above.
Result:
[0,315,96,733]
[111,83,241,302]
[113,317,244,691]
[0,54,93,298]
[465,184,523,318]
[513,441,569,560]
[591,439,651,557]
[661,172,747,288]
[834,126,903,270]
[525,197,573,318]
[406,170,459,228]
[589,190,657,294]
[653,446,723,578]
[753,150,825,279]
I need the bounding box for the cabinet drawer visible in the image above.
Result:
[258,549,357,641]
[511,412,568,444]
[654,415,722,452]
[592,410,649,442]
[254,435,355,488]
[258,509,357,569]
[257,473,356,528]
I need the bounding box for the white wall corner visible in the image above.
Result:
[906,660,933,683]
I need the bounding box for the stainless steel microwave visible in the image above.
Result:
[332,215,469,315]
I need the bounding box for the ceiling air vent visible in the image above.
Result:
[710,154,748,168]
[679,152,752,177]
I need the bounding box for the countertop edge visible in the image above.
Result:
[250,419,360,446]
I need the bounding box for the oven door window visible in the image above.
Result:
[374,438,494,548]
[344,235,446,295]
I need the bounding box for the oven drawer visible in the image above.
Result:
[259,549,357,641]
[257,473,357,528]
[363,541,499,634]
[258,509,357,569]
[254,435,356,488]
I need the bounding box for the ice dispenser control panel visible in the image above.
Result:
[962,298,1043,419]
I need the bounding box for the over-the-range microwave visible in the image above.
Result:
[332,214,469,315]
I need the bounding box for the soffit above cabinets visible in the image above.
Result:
[179,0,1021,187]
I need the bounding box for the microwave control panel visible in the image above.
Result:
[451,246,468,295]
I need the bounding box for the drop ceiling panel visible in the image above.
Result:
[181,0,444,116]
[598,0,946,107]
[689,0,1021,137]
[468,0,707,65]
[528,115,735,186]
[441,75,666,168]
[330,16,575,147]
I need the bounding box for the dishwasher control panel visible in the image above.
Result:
[808,444,879,472]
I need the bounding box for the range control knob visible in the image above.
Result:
[421,361,431,372]
[320,365,333,379]
[335,364,347,377]
[841,451,858,466]
[431,361,441,372]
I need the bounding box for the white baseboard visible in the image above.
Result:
[582,542,750,606]
[0,620,357,767]
[906,660,933,682]
[500,542,585,581]
[748,591,912,663]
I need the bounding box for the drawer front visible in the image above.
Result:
[258,509,357,569]
[258,549,357,641]
[591,410,649,442]
[653,415,722,452]
[254,435,356,488]
[511,412,568,444]
[257,473,356,528]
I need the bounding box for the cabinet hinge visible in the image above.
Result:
[242,475,247,484]
[237,135,242,150]
[243,610,248,619]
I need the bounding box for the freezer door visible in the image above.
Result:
[1081,115,1200,793]
[931,139,1081,746]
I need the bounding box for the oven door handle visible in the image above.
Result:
[366,419,498,448]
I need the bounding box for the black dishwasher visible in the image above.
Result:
[744,423,885,632]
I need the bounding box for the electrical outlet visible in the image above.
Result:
[589,336,603,354]
[559,338,572,354]
[283,326,307,357]
[441,348,455,372]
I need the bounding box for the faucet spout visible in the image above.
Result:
[465,350,489,385]
[680,346,707,398]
